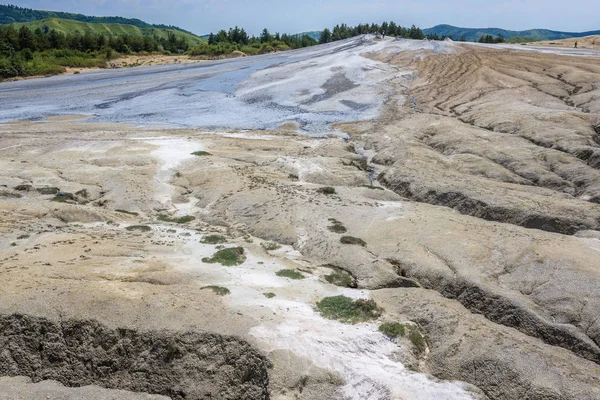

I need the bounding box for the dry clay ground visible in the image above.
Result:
[1,39,600,399]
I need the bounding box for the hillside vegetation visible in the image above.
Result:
[13,18,205,47]
[424,24,600,42]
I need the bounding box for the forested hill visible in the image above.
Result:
[424,24,600,42]
[0,4,196,36]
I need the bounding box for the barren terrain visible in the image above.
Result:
[1,36,599,400]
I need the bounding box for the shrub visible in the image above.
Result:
[201,235,228,244]
[191,151,212,156]
[317,187,336,195]
[276,269,305,280]
[202,247,246,266]
[158,214,195,224]
[16,234,30,240]
[126,225,152,232]
[316,296,382,324]
[340,236,366,246]
[201,286,230,296]
[263,292,276,299]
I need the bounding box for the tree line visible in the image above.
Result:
[477,34,506,43]
[318,22,426,43]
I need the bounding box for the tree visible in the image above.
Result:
[320,28,332,44]
[260,28,272,43]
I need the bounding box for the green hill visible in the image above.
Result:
[13,18,205,47]
[424,24,600,42]
[1,4,204,46]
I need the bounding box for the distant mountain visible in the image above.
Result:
[13,18,205,47]
[0,4,199,38]
[300,31,322,41]
[424,24,600,42]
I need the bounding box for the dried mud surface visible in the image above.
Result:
[1,36,599,399]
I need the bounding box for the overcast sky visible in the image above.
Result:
[11,0,600,35]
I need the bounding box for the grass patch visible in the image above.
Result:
[192,151,212,156]
[36,187,60,195]
[263,292,276,299]
[116,209,139,216]
[158,214,196,224]
[340,236,366,247]
[379,322,407,338]
[202,247,246,266]
[327,218,347,234]
[323,265,356,288]
[409,329,427,353]
[316,296,382,324]
[261,242,281,251]
[317,186,336,195]
[276,269,305,280]
[379,322,427,353]
[201,234,228,244]
[201,286,231,296]
[126,225,152,232]
[0,190,22,198]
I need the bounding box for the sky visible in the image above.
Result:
[10,0,600,36]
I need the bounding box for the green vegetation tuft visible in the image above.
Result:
[201,234,228,244]
[323,265,356,288]
[16,234,30,240]
[261,242,281,251]
[317,186,336,195]
[201,286,231,296]
[116,209,139,216]
[202,247,246,266]
[276,269,305,280]
[126,225,152,232]
[191,151,212,156]
[379,322,407,338]
[263,292,276,299]
[409,328,427,353]
[327,219,347,234]
[36,187,59,195]
[378,322,427,353]
[51,193,74,203]
[340,236,367,247]
[316,296,382,324]
[158,214,195,224]
[0,190,22,198]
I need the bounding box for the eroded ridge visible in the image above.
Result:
[0,314,270,400]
